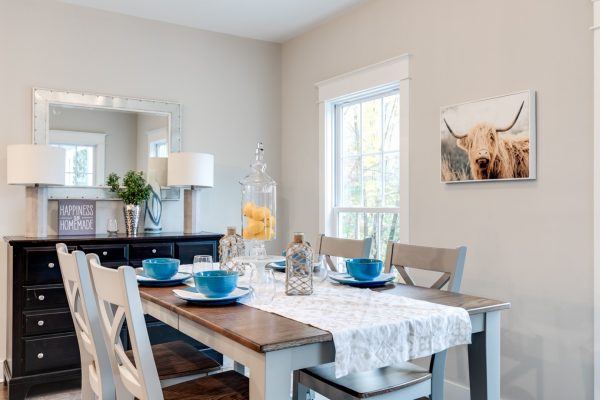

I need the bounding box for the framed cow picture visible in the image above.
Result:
[440,90,536,183]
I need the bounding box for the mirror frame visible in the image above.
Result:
[32,88,181,200]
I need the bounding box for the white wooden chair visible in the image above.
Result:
[57,245,223,398]
[56,243,116,400]
[316,234,373,272]
[293,242,467,400]
[87,255,249,400]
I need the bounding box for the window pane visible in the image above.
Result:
[73,146,93,186]
[338,212,400,260]
[384,154,400,207]
[383,94,400,151]
[363,154,382,207]
[341,156,361,207]
[361,99,381,153]
[342,104,360,156]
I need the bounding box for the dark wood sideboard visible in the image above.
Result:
[2,232,223,400]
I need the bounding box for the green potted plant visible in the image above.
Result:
[106,171,151,236]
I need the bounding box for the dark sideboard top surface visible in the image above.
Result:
[4,231,221,245]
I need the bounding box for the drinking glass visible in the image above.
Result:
[193,255,214,276]
[248,267,276,305]
[106,218,118,234]
[313,254,328,283]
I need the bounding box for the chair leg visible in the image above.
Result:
[292,370,310,400]
[430,350,447,400]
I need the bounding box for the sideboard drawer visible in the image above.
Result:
[23,333,79,374]
[79,244,128,264]
[24,246,75,285]
[24,285,67,310]
[130,243,174,260]
[176,241,218,264]
[23,309,74,336]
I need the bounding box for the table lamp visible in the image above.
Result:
[167,152,214,234]
[7,144,66,237]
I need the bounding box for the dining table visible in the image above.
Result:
[139,282,510,400]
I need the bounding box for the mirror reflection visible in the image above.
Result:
[48,104,169,187]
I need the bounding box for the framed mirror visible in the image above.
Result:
[32,88,181,200]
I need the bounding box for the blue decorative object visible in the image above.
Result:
[345,258,383,281]
[142,258,179,280]
[193,270,239,298]
[144,182,162,233]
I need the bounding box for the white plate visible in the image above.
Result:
[172,287,251,303]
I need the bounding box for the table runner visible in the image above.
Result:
[179,265,471,378]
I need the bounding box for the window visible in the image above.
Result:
[55,144,95,186]
[49,130,106,186]
[317,55,410,260]
[333,88,401,259]
[149,139,168,157]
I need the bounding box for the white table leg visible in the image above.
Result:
[468,310,501,400]
[250,350,295,400]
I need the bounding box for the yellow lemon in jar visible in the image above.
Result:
[242,202,255,217]
[247,220,265,235]
[255,229,270,241]
[266,216,276,227]
[252,206,271,221]
[242,228,251,239]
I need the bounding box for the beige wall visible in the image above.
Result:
[281,0,593,399]
[0,0,281,368]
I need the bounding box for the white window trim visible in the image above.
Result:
[316,54,410,243]
[592,1,600,398]
[49,130,106,185]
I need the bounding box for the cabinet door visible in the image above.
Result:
[79,244,128,264]
[176,241,218,264]
[23,333,80,374]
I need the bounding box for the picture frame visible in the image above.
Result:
[440,90,537,183]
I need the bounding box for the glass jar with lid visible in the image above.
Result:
[240,142,276,245]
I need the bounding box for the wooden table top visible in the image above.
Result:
[139,283,510,353]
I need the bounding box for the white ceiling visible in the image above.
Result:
[57,0,366,43]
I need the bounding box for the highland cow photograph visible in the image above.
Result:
[441,90,536,182]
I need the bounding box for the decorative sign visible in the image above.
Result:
[58,200,96,235]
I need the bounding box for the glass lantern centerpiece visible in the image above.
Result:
[240,142,276,255]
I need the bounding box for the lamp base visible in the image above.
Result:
[25,186,48,238]
[183,188,203,234]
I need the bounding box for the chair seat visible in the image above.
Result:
[299,362,431,399]
[127,340,220,380]
[163,370,249,400]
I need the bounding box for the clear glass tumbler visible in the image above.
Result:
[248,267,276,305]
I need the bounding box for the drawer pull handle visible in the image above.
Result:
[152,249,157,254]
[102,251,108,256]
[48,263,55,269]
[37,353,44,359]
[37,320,44,326]
[38,295,45,301]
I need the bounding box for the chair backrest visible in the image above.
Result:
[316,234,373,272]
[88,254,163,400]
[383,242,467,292]
[55,243,115,400]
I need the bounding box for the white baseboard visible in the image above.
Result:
[445,379,470,400]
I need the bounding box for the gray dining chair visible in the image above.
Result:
[88,256,249,400]
[316,234,373,272]
[56,244,222,398]
[293,242,467,400]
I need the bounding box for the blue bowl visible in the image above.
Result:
[142,258,180,280]
[194,270,239,298]
[345,258,383,281]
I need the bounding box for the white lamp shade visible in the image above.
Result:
[167,152,214,187]
[7,144,65,185]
